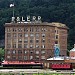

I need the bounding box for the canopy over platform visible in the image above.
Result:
[47,56,64,60]
[2,60,42,65]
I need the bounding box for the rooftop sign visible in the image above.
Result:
[11,16,41,23]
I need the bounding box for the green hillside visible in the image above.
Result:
[0,0,75,50]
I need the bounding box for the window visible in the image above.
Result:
[36,28,40,32]
[36,39,39,43]
[24,39,28,43]
[30,34,34,37]
[35,51,39,54]
[41,56,45,59]
[42,39,45,43]
[30,39,33,43]
[13,28,17,32]
[24,50,27,54]
[42,28,47,32]
[7,56,10,59]
[12,56,16,60]
[7,28,11,32]
[24,28,28,32]
[13,44,16,48]
[7,50,11,54]
[18,50,22,54]
[7,44,11,48]
[24,56,27,60]
[18,28,22,32]
[30,45,33,48]
[13,33,16,37]
[30,28,34,32]
[42,33,45,37]
[24,44,28,48]
[35,56,39,59]
[30,50,33,54]
[30,56,33,60]
[36,33,39,37]
[41,45,45,48]
[55,29,58,34]
[41,50,45,54]
[24,34,28,37]
[18,39,22,43]
[55,41,58,44]
[18,44,22,48]
[55,35,58,39]
[18,56,22,60]
[18,33,22,37]
[7,33,11,38]
[12,50,16,54]
[36,45,39,48]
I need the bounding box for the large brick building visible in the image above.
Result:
[4,20,68,63]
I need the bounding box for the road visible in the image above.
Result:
[0,69,74,74]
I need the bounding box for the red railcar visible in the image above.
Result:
[51,63,72,70]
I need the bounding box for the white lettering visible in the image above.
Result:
[27,16,30,21]
[38,16,41,21]
[22,17,25,22]
[16,17,20,22]
[11,16,42,23]
[12,17,15,22]
[32,16,36,21]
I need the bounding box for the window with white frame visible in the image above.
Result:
[41,45,45,48]
[24,34,28,37]
[13,44,16,48]
[30,56,33,60]
[18,28,22,32]
[24,39,28,43]
[30,44,33,48]
[7,50,11,54]
[24,50,27,54]
[18,38,22,43]
[7,56,10,59]
[35,51,39,54]
[42,39,45,43]
[35,56,39,59]
[24,28,28,32]
[24,44,28,48]
[12,50,16,54]
[41,56,45,59]
[24,56,28,60]
[36,39,39,43]
[36,45,39,48]
[42,33,45,37]
[36,33,39,37]
[30,33,34,37]
[41,50,45,54]
[30,39,33,43]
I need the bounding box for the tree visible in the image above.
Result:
[0,48,4,62]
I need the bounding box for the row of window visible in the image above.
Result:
[7,55,45,60]
[7,44,46,48]
[15,38,45,43]
[6,27,47,32]
[7,50,45,54]
[7,33,46,38]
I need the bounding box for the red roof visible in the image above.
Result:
[51,64,71,69]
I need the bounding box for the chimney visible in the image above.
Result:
[74,44,75,48]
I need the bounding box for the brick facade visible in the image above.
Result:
[4,22,68,62]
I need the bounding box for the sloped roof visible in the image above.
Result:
[70,48,75,51]
[47,56,64,60]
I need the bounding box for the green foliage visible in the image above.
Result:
[0,48,4,61]
[0,0,75,49]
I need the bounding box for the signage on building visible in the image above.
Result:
[54,44,60,57]
[11,16,41,23]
